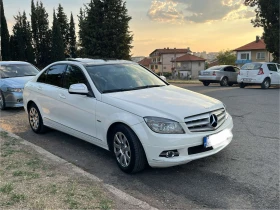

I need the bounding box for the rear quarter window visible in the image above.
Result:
[241,63,262,70]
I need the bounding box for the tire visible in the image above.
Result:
[261,78,270,89]
[239,83,246,88]
[28,103,47,134]
[0,91,6,110]
[111,124,146,173]
[220,77,228,86]
[203,82,210,86]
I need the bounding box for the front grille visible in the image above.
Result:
[185,108,226,132]
[188,145,213,155]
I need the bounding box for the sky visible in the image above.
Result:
[3,0,263,57]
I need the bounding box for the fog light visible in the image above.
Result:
[159,150,179,158]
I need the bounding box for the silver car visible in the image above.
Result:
[0,61,39,110]
[199,65,240,86]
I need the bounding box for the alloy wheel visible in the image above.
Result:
[113,132,131,168]
[29,107,39,130]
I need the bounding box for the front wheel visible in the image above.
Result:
[112,124,146,173]
[0,91,6,110]
[203,82,210,86]
[261,78,270,89]
[28,103,47,134]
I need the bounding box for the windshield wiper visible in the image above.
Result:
[102,85,165,93]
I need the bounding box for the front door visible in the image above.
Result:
[57,64,97,141]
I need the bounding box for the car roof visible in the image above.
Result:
[64,58,135,66]
[0,61,31,65]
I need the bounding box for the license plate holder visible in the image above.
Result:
[203,129,232,148]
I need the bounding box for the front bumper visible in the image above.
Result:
[3,91,24,108]
[198,76,222,83]
[132,115,233,168]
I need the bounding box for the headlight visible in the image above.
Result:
[7,88,23,92]
[144,117,185,134]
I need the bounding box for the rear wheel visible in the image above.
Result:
[261,78,270,89]
[28,103,47,134]
[0,91,6,110]
[220,77,228,86]
[203,82,210,86]
[239,83,246,88]
[111,124,146,173]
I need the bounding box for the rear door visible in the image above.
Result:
[267,63,280,84]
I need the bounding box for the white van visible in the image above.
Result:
[237,62,280,89]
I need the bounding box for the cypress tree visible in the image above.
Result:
[0,0,10,60]
[51,10,65,62]
[78,0,133,59]
[57,4,69,55]
[12,12,35,63]
[69,12,76,58]
[30,0,51,67]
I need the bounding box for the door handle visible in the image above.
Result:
[59,94,66,99]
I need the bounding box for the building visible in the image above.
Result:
[131,56,145,63]
[172,54,206,79]
[138,57,151,68]
[234,36,273,68]
[149,48,191,74]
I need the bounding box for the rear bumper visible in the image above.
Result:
[3,92,24,108]
[237,76,264,84]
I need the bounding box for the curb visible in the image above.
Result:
[0,127,158,210]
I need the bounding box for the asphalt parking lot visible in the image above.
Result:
[0,84,279,209]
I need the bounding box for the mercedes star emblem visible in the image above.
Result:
[210,114,218,128]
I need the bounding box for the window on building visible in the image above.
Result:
[256,52,265,60]
[151,65,154,69]
[177,63,181,67]
[155,65,158,69]
[198,62,201,66]
[157,58,161,62]
[240,53,250,60]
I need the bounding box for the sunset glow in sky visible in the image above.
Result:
[3,0,263,56]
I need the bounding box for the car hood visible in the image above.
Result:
[102,85,223,122]
[0,76,34,88]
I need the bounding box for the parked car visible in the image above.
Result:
[199,65,239,87]
[237,62,280,89]
[23,59,233,173]
[0,61,39,110]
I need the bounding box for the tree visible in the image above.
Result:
[79,0,133,59]
[216,50,236,65]
[56,4,69,55]
[0,0,10,60]
[69,12,76,58]
[245,0,279,62]
[30,0,51,67]
[12,11,35,63]
[51,10,65,62]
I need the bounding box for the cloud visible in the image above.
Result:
[147,0,183,23]
[147,0,255,23]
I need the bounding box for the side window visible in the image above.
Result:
[227,67,235,72]
[37,70,47,83]
[63,65,88,89]
[267,64,277,72]
[45,65,66,87]
[278,64,280,70]
[223,67,230,72]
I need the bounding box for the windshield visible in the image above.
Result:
[0,64,39,78]
[206,66,222,71]
[241,63,262,70]
[85,64,166,93]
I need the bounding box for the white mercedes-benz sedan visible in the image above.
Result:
[23,58,233,173]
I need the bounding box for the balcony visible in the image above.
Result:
[235,60,252,64]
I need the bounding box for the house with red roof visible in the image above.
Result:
[234,36,273,68]
[149,48,191,74]
[171,54,206,79]
[138,57,151,69]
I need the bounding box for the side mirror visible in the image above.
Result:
[159,75,167,82]
[69,83,89,95]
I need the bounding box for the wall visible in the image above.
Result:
[177,61,205,79]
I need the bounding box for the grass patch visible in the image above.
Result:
[0,183,13,194]
[12,170,40,179]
